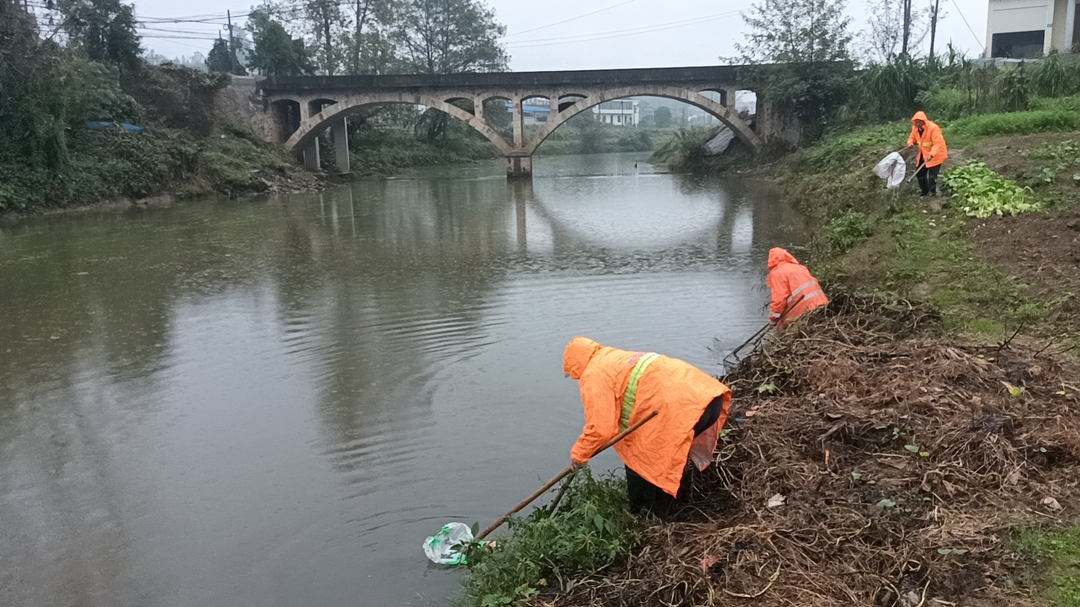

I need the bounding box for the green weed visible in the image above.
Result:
[459,469,641,607]
[796,122,909,171]
[1030,95,1080,113]
[1012,526,1080,607]
[823,210,875,253]
[947,110,1080,140]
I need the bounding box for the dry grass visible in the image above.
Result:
[530,294,1080,607]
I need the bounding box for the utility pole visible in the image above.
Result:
[901,0,912,56]
[928,0,941,59]
[227,9,238,75]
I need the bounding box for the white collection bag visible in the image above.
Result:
[423,522,473,565]
[873,152,906,189]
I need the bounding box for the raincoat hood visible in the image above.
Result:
[911,110,929,124]
[768,247,799,271]
[563,336,601,380]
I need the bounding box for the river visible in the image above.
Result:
[0,152,808,607]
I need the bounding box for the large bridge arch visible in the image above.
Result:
[281,92,515,157]
[524,86,761,156]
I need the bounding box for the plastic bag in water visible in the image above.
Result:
[423,522,473,565]
[873,152,906,189]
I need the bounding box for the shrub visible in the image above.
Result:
[649,127,719,171]
[1029,95,1080,113]
[941,161,1038,218]
[459,470,641,607]
[946,110,1080,138]
[858,55,936,119]
[914,88,980,121]
[1029,54,1080,98]
[991,65,1030,112]
[823,210,875,253]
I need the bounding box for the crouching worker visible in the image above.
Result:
[767,247,828,325]
[563,336,732,517]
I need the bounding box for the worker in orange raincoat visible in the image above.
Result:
[563,336,732,516]
[906,110,949,196]
[767,247,828,324]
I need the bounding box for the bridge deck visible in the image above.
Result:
[257,65,745,94]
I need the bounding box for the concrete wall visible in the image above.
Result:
[985,0,1061,56]
[756,99,803,151]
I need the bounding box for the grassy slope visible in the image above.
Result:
[778,112,1080,606]
[782,113,1079,339]
[0,122,321,213]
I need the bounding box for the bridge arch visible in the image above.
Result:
[281,92,515,157]
[524,86,761,156]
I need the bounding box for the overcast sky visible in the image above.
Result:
[135,0,990,71]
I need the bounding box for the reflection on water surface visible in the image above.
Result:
[0,152,807,607]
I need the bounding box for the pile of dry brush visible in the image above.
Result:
[537,294,1079,607]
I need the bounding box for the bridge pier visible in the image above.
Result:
[330,117,350,174]
[506,154,532,178]
[303,138,321,171]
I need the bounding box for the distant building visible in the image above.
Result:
[505,99,551,125]
[591,100,639,126]
[985,0,1079,58]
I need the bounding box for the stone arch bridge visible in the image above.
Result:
[256,66,776,178]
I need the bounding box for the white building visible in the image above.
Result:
[985,0,1079,58]
[591,100,639,126]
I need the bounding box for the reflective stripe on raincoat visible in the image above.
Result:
[563,336,731,497]
[906,111,948,169]
[767,247,828,323]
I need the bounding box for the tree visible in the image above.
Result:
[395,0,508,141]
[654,106,672,128]
[729,0,854,140]
[339,0,395,74]
[861,0,939,62]
[734,0,852,65]
[394,0,509,74]
[59,0,141,69]
[304,0,343,75]
[247,9,314,76]
[206,39,234,73]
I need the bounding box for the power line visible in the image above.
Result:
[506,10,742,48]
[503,0,640,38]
[948,0,985,53]
[141,34,222,40]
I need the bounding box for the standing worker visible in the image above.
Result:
[767,247,828,324]
[906,110,949,196]
[563,336,732,517]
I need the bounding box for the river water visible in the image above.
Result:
[0,152,807,607]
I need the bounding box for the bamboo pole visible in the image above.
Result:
[475,410,659,541]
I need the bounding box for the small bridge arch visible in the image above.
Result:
[525,86,760,156]
[283,92,515,158]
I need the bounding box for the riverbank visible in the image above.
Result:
[527,295,1079,607]
[0,125,331,221]
[0,61,335,218]
[457,112,1080,607]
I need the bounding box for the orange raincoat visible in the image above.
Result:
[906,111,948,169]
[767,248,828,323]
[564,336,731,497]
